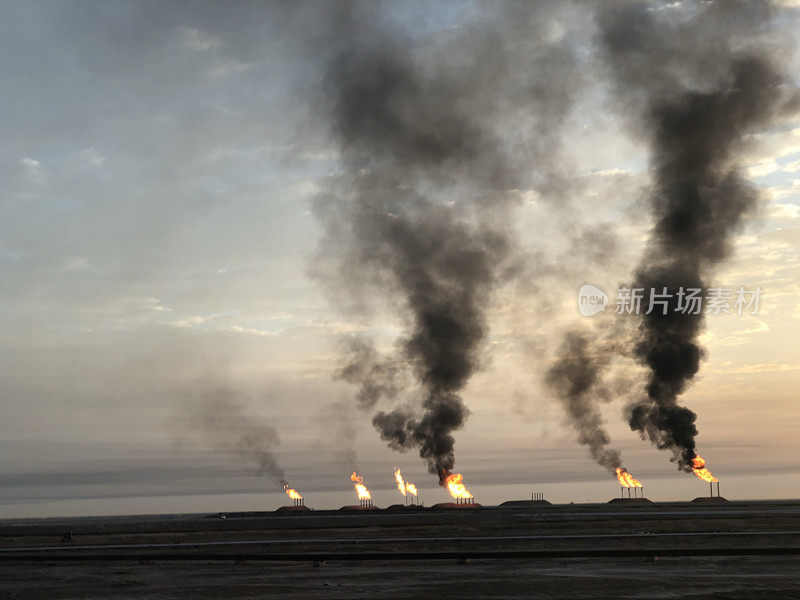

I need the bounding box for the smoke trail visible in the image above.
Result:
[337,336,406,410]
[313,3,584,482]
[596,1,795,470]
[316,399,360,472]
[317,174,512,482]
[545,330,622,473]
[189,387,285,483]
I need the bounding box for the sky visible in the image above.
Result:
[1,1,800,518]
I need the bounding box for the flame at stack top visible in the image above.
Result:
[691,455,718,483]
[444,472,473,499]
[350,471,372,500]
[615,467,642,488]
[281,482,303,500]
[393,468,417,497]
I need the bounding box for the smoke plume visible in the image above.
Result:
[596,1,795,470]
[316,398,360,472]
[545,330,622,473]
[313,3,584,482]
[337,337,406,410]
[189,387,285,483]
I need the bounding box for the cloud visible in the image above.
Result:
[746,161,781,179]
[744,126,800,166]
[177,27,223,51]
[63,256,89,271]
[783,158,800,173]
[208,60,254,79]
[227,325,279,337]
[171,315,220,328]
[767,202,800,220]
[82,148,105,166]
[762,184,800,202]
[718,361,800,375]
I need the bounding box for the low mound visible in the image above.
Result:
[430,502,483,510]
[499,499,552,507]
[384,504,426,511]
[274,505,312,513]
[338,505,380,511]
[691,496,729,504]
[607,497,653,504]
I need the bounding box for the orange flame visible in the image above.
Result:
[394,468,406,496]
[281,482,302,500]
[615,467,642,488]
[350,471,371,500]
[444,472,473,499]
[283,487,302,500]
[393,468,418,497]
[691,455,718,483]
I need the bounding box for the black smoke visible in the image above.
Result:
[545,330,622,473]
[312,2,584,482]
[337,336,406,410]
[596,1,795,470]
[188,386,286,483]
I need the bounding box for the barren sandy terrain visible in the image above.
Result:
[3,500,800,599]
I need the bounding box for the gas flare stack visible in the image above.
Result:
[609,468,650,503]
[691,456,727,503]
[447,473,475,505]
[276,482,310,512]
[350,472,376,509]
[432,472,482,509]
[282,482,304,505]
[708,480,721,498]
[620,486,643,499]
[393,469,419,506]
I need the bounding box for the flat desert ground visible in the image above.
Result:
[3,499,800,599]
